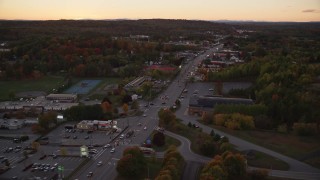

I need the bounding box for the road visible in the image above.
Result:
[74,45,320,180]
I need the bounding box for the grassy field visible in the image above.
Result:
[246,150,290,170]
[210,125,320,169]
[0,76,122,101]
[0,76,64,100]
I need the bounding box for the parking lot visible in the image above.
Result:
[0,114,146,179]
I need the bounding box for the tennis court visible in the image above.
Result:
[64,80,101,95]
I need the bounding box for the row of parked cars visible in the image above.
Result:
[30,162,59,172]
[3,146,22,153]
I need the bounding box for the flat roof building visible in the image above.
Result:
[46,94,77,103]
[188,95,254,116]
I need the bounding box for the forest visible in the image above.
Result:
[0,19,232,80]
[1,19,319,133]
[205,22,320,133]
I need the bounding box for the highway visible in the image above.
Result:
[72,44,320,180]
[70,46,214,180]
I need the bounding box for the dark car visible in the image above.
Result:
[87,172,93,177]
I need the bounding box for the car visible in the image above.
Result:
[87,172,93,177]
[14,148,21,153]
[137,123,142,126]
[143,126,147,130]
[110,148,115,153]
[143,114,147,117]
[209,88,214,91]
[97,161,103,166]
[89,149,98,153]
[149,102,154,105]
[84,136,89,139]
[103,144,111,149]
[119,134,125,139]
[73,135,77,139]
[50,167,56,171]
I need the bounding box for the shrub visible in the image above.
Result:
[247,169,269,180]
[239,115,255,130]
[214,113,255,130]
[225,120,240,130]
[293,123,318,136]
[214,114,226,126]
[254,115,273,130]
[214,134,221,141]
[220,142,232,152]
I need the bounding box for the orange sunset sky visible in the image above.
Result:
[0,0,319,22]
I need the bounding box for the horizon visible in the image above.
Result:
[1,0,319,22]
[0,18,319,23]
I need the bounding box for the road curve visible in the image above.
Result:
[164,130,320,180]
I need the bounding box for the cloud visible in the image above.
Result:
[302,9,320,13]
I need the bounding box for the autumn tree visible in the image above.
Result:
[222,151,247,179]
[38,111,57,130]
[117,146,146,178]
[155,145,185,180]
[200,151,247,180]
[122,103,129,115]
[31,141,40,151]
[158,108,177,129]
[201,155,226,180]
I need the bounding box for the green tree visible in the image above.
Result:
[38,111,57,130]
[210,129,215,136]
[131,100,139,110]
[153,132,165,147]
[8,91,15,100]
[117,146,146,178]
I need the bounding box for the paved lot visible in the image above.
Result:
[0,96,79,111]
[64,80,101,94]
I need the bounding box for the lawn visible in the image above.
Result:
[210,125,320,169]
[0,76,64,100]
[168,120,292,171]
[245,150,290,170]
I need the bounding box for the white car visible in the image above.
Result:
[143,126,147,130]
[103,144,111,149]
[97,161,103,166]
[110,148,115,153]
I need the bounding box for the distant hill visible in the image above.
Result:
[0,19,232,40]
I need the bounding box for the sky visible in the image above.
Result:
[0,0,319,22]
